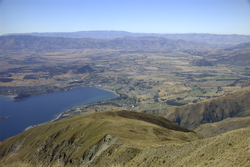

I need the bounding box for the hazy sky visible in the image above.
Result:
[1,0,250,35]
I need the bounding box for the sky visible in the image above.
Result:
[0,0,250,35]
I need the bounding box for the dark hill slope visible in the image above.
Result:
[0,110,201,167]
[165,86,250,130]
[189,58,213,66]
[74,65,94,74]
[224,41,250,51]
[0,35,218,52]
[216,52,250,66]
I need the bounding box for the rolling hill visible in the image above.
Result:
[0,110,201,167]
[206,42,250,66]
[127,125,250,167]
[216,42,250,66]
[194,116,250,138]
[216,52,250,66]
[0,110,249,167]
[165,86,250,133]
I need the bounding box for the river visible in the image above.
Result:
[0,87,117,141]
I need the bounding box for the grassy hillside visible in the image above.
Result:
[207,42,250,66]
[0,110,201,167]
[1,110,249,167]
[216,52,250,66]
[1,121,249,167]
[194,116,250,138]
[165,86,250,130]
[127,126,250,167]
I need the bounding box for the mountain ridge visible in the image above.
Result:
[3,30,250,45]
[165,86,250,131]
[204,42,250,66]
[0,110,249,166]
[0,35,219,51]
[0,110,202,166]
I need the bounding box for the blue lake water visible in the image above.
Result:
[0,87,117,141]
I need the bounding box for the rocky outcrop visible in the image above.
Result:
[79,134,119,166]
[32,134,119,166]
[1,139,26,162]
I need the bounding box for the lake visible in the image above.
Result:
[0,87,117,141]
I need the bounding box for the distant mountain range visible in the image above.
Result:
[1,34,250,66]
[0,35,219,51]
[3,30,250,46]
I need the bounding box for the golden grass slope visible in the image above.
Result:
[127,125,250,167]
[0,110,201,167]
[194,116,250,138]
[2,125,249,167]
[165,86,250,130]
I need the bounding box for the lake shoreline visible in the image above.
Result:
[1,86,118,130]
[25,87,118,128]
[50,87,119,122]
[0,86,119,101]
[24,88,118,130]
[0,87,118,141]
[92,86,120,97]
[0,95,16,100]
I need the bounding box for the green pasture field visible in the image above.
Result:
[1,48,248,113]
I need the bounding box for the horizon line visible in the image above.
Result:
[2,30,250,36]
